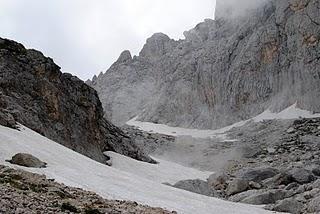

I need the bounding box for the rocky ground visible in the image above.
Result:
[125,117,320,213]
[0,165,175,214]
[122,125,175,155]
[207,117,320,213]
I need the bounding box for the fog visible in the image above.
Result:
[215,0,270,19]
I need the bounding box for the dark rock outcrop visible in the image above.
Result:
[0,38,154,164]
[89,0,320,129]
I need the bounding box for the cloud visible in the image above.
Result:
[0,0,215,80]
[215,0,269,18]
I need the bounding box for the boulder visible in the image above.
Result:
[236,167,279,183]
[207,173,229,190]
[310,165,320,176]
[249,181,262,189]
[241,189,287,205]
[273,198,303,214]
[289,168,315,184]
[229,189,265,202]
[172,179,214,197]
[7,153,47,168]
[263,173,294,188]
[226,179,249,196]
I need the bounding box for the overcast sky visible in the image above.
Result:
[0,0,216,80]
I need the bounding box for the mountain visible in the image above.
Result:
[88,0,320,129]
[0,38,154,164]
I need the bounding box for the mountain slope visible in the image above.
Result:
[89,0,320,129]
[0,124,274,214]
[0,165,172,214]
[0,38,153,164]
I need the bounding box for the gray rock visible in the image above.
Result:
[0,111,17,129]
[207,173,229,190]
[285,182,299,190]
[311,165,320,176]
[229,189,265,202]
[286,127,295,134]
[226,179,249,196]
[6,153,47,168]
[239,146,261,158]
[308,195,320,213]
[263,173,293,188]
[236,167,279,183]
[172,179,214,197]
[0,38,155,164]
[312,179,320,189]
[249,181,262,189]
[272,198,303,214]
[241,189,287,205]
[289,168,315,184]
[300,135,320,145]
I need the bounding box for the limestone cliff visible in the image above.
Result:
[89,0,320,129]
[0,38,154,164]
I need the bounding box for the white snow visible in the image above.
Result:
[0,125,274,214]
[127,103,320,139]
[126,116,247,139]
[105,151,212,184]
[253,103,320,122]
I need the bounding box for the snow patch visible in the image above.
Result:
[0,125,273,214]
[127,103,320,139]
[105,151,212,184]
[253,103,320,122]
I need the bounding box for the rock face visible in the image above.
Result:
[0,38,154,164]
[89,0,320,129]
[6,153,47,168]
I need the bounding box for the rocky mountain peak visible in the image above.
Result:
[116,50,132,64]
[183,19,216,43]
[139,33,176,62]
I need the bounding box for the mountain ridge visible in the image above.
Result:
[88,0,320,129]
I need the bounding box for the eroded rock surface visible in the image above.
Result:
[89,0,320,129]
[0,38,154,164]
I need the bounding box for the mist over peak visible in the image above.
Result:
[215,0,270,19]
